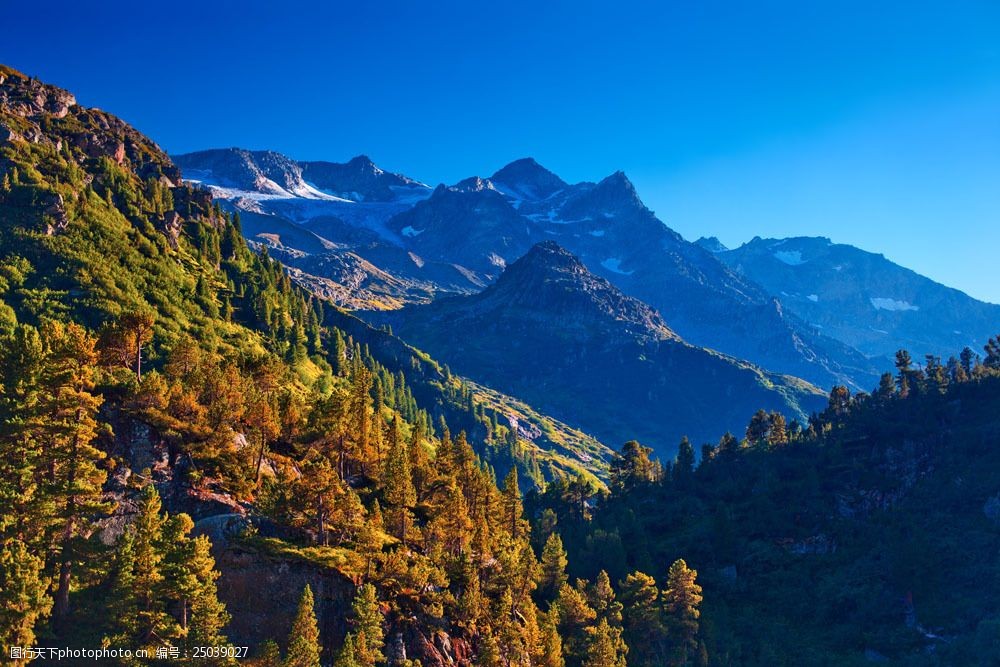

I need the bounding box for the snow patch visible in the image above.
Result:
[870,297,918,312]
[807,294,819,302]
[401,226,424,237]
[589,230,606,237]
[601,258,634,275]
[774,250,806,265]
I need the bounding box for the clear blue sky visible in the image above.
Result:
[5,1,999,302]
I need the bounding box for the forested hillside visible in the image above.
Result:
[0,65,608,665]
[532,347,1000,665]
[2,64,999,667]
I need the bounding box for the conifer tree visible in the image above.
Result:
[334,633,363,667]
[674,436,696,484]
[350,583,384,667]
[285,585,322,667]
[0,538,51,663]
[41,321,109,621]
[620,571,665,667]
[539,533,569,602]
[257,640,282,667]
[554,582,597,664]
[382,418,416,543]
[501,467,529,540]
[661,559,703,667]
[583,618,627,667]
[537,607,566,667]
[185,535,231,654]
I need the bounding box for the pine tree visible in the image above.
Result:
[99,309,156,380]
[284,585,322,667]
[661,559,703,667]
[609,441,660,492]
[589,571,622,626]
[537,607,566,667]
[257,640,283,667]
[539,533,569,602]
[554,582,597,663]
[382,418,416,544]
[185,536,231,655]
[350,583,384,667]
[131,485,177,645]
[583,618,627,667]
[673,437,695,485]
[0,538,51,664]
[40,321,110,621]
[620,571,665,667]
[334,633,363,667]
[501,467,528,541]
[895,349,914,397]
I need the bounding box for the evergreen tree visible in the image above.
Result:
[609,441,660,492]
[661,559,703,667]
[334,633,363,667]
[501,467,528,541]
[539,533,569,602]
[41,321,110,621]
[620,571,665,667]
[0,538,51,664]
[284,585,322,667]
[350,583,384,667]
[583,618,627,667]
[382,418,416,544]
[673,437,695,485]
[185,536,231,655]
[257,639,282,667]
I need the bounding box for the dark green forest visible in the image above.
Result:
[1,64,999,667]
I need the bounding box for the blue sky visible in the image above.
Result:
[5,1,999,301]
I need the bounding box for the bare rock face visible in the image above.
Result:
[0,64,181,185]
[211,543,355,660]
[42,191,69,235]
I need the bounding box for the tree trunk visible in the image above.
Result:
[52,525,73,621]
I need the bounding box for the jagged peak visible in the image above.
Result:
[490,157,567,199]
[449,176,500,193]
[696,236,730,253]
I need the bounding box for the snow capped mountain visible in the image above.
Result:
[171,150,932,390]
[717,236,1000,359]
[299,154,428,202]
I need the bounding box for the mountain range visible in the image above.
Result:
[173,149,893,393]
[375,241,824,451]
[5,63,1000,667]
[700,235,1000,361]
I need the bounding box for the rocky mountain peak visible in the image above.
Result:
[696,236,729,253]
[489,241,676,340]
[490,157,567,200]
[450,176,500,193]
[0,65,77,122]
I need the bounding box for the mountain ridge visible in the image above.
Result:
[377,240,825,455]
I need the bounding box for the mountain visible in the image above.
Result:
[695,235,729,253]
[377,241,825,455]
[490,157,567,200]
[0,64,607,486]
[173,148,429,203]
[300,154,426,202]
[383,162,880,390]
[173,147,883,390]
[716,236,1000,360]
